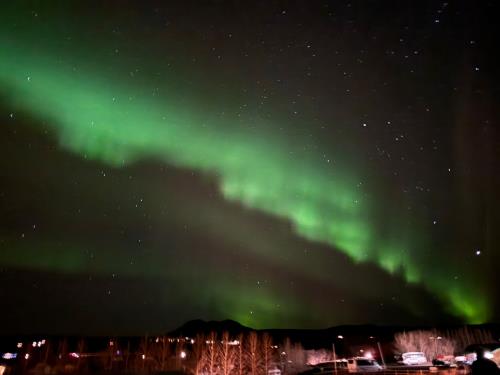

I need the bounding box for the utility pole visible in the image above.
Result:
[332,343,337,374]
[377,342,386,369]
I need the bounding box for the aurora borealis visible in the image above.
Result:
[0,1,498,334]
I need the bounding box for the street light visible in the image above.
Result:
[429,336,442,358]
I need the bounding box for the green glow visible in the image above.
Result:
[200,280,307,329]
[0,40,490,323]
[0,238,312,328]
[0,238,162,278]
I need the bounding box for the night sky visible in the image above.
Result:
[0,1,498,335]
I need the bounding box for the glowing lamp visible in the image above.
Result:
[484,351,494,359]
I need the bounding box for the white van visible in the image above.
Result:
[402,352,428,366]
[347,357,383,372]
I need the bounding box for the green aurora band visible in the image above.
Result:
[0,41,489,324]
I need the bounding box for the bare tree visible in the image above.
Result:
[394,330,456,360]
[150,336,170,371]
[176,339,186,371]
[283,338,307,374]
[220,331,237,375]
[448,327,494,352]
[246,332,260,375]
[306,349,331,365]
[262,333,274,375]
[237,333,244,375]
[190,334,205,375]
[206,332,218,375]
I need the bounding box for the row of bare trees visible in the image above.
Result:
[119,331,305,374]
[190,331,298,375]
[15,332,307,375]
[394,327,495,360]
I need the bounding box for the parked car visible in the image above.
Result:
[455,355,467,364]
[432,358,451,367]
[347,357,383,372]
[402,352,428,366]
[302,360,348,374]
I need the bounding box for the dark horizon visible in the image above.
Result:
[0,0,498,336]
[2,319,500,348]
